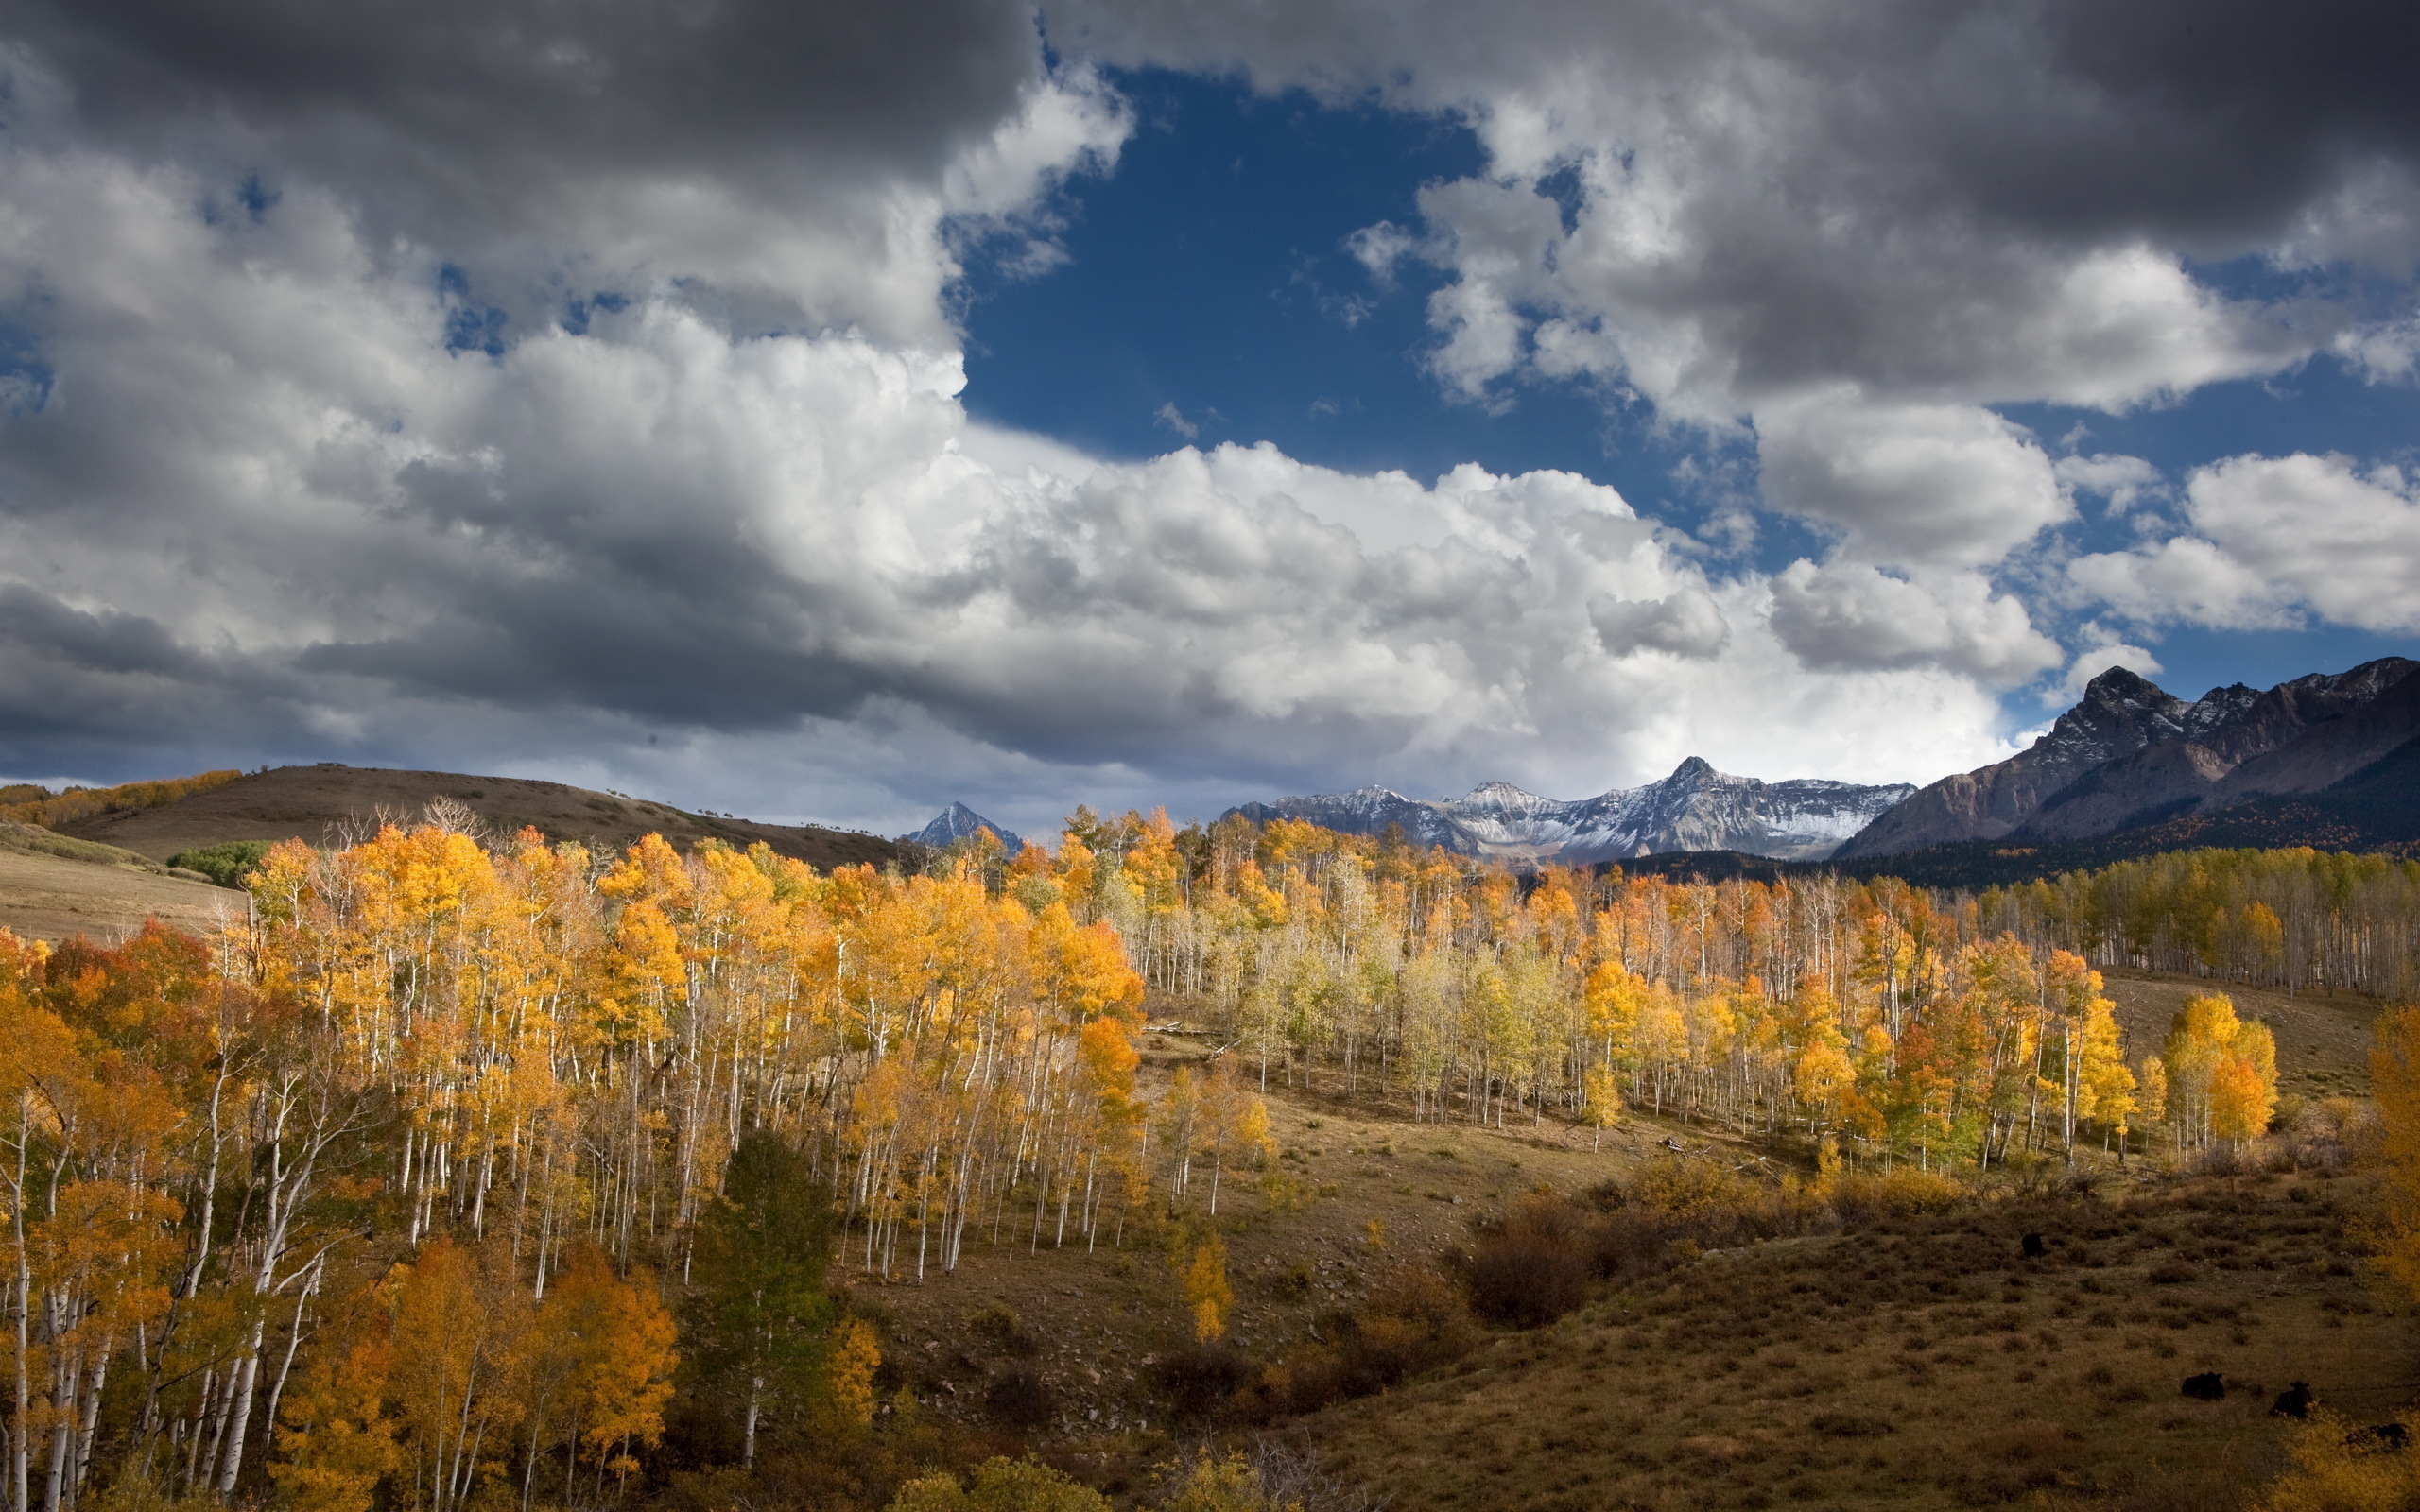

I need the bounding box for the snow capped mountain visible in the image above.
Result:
[908,802,1023,854]
[1229,758,1915,864]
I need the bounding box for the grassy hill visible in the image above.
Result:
[0,819,237,941]
[802,974,2403,1512]
[44,762,906,871]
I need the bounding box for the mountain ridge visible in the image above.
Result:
[1229,758,1915,864]
[1836,656,2420,859]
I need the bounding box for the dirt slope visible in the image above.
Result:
[54,764,906,870]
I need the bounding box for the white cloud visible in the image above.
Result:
[1754,394,2069,566]
[21,0,2412,825]
[0,124,2028,811]
[2069,453,2420,633]
[2055,627,2164,700]
[2054,453,2164,516]
[1049,0,2386,584]
[1768,561,2064,686]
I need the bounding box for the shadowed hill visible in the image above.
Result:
[50,764,906,871]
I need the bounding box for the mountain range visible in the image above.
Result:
[1836,656,2420,859]
[1227,758,1916,864]
[1219,656,2420,873]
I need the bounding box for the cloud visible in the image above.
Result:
[1152,402,1199,438]
[3,2,1129,350]
[2055,626,2164,699]
[1588,590,1729,660]
[1048,0,2405,579]
[2070,452,2420,632]
[1768,561,2064,686]
[2054,453,2164,516]
[21,0,2404,827]
[1754,395,2069,566]
[0,125,2025,810]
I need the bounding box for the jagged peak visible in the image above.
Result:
[1461,780,1540,802]
[2080,664,2169,701]
[1665,756,1722,784]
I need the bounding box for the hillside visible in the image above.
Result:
[0,820,238,941]
[46,763,906,871]
[854,974,2400,1512]
[1840,659,2420,860]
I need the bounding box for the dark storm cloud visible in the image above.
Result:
[10,0,1040,191]
[2037,0,2420,244]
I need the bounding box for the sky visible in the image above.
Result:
[1,0,2416,840]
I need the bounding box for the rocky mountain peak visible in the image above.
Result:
[909,802,1022,855]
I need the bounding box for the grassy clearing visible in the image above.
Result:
[839,1003,2414,1512]
[1310,1173,2410,1510]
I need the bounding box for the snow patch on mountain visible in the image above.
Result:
[1231,759,1915,864]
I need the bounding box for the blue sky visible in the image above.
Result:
[0,1,2416,836]
[960,67,2420,733]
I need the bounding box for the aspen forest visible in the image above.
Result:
[0,810,2404,1512]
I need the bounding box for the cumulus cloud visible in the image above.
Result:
[2070,453,2420,633]
[1049,0,2405,577]
[1589,590,1729,660]
[0,112,2031,813]
[1754,395,2068,566]
[2054,453,2165,517]
[1768,562,2064,686]
[2055,627,2164,699]
[9,0,2411,827]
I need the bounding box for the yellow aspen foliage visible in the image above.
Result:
[1582,1063,1623,1147]
[1183,1235,1234,1343]
[2210,1051,2277,1143]
[384,1238,531,1512]
[824,1317,882,1431]
[270,1300,398,1512]
[2163,993,2278,1148]
[531,1246,678,1471]
[887,1458,1113,1512]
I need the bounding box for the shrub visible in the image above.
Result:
[1461,1194,1597,1326]
[1239,1265,1474,1419]
[966,1300,1035,1357]
[984,1363,1055,1428]
[1823,1167,1967,1224]
[1152,1342,1254,1421]
[888,1457,1109,1512]
[166,839,274,889]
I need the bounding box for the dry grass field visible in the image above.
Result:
[1305,1173,2407,1511]
[845,1001,2413,1512]
[0,821,244,942]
